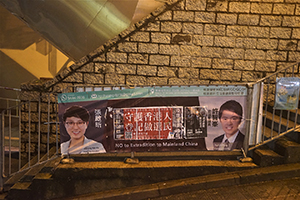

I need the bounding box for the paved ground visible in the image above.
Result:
[149,177,300,200]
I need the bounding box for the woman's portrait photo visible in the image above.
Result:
[60,105,106,155]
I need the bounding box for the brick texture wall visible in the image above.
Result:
[20,0,300,155]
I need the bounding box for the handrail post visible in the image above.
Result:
[18,104,21,171]
[38,95,41,163]
[55,95,59,155]
[243,83,254,156]
[47,94,50,159]
[0,112,3,191]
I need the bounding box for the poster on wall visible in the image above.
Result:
[274,77,300,110]
[57,85,247,155]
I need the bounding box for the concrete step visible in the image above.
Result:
[3,158,45,192]
[252,148,284,167]
[261,126,280,141]
[57,162,300,200]
[5,153,258,200]
[4,147,57,191]
[6,156,61,200]
[264,102,300,124]
[275,137,300,163]
[285,130,300,144]
[264,111,295,134]
[252,133,300,167]
[0,193,7,200]
[3,154,41,192]
[4,147,59,200]
[70,150,245,162]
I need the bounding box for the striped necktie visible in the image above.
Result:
[224,139,230,150]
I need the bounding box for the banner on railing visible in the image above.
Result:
[274,77,300,110]
[57,86,248,155]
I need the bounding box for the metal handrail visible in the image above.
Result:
[0,91,60,191]
[247,61,300,152]
[254,62,300,84]
[0,86,21,92]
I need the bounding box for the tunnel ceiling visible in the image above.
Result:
[0,6,42,50]
[0,0,164,61]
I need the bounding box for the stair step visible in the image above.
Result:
[6,157,62,200]
[4,157,258,200]
[4,147,57,192]
[265,111,296,133]
[0,192,7,200]
[275,138,300,163]
[264,101,300,124]
[10,182,31,190]
[252,148,284,167]
[3,170,28,192]
[32,156,62,181]
[60,163,300,200]
[5,182,31,200]
[286,131,300,143]
[29,159,258,200]
[70,151,244,162]
[261,126,279,139]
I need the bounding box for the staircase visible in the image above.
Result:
[251,101,300,167]
[0,147,59,200]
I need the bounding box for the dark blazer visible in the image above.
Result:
[213,131,244,150]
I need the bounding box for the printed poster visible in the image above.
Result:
[57,85,247,154]
[274,77,300,110]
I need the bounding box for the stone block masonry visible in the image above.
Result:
[20,0,300,155]
[18,90,59,159]
[41,0,299,89]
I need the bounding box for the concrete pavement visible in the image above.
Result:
[150,177,300,200]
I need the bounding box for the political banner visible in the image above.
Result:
[58,85,247,154]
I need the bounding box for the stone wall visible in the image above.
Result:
[38,0,300,92]
[20,0,300,156]
[19,88,58,158]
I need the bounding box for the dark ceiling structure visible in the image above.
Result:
[0,0,164,61]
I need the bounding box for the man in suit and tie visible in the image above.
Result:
[213,100,244,151]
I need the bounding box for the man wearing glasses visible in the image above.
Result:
[61,105,106,155]
[213,100,245,151]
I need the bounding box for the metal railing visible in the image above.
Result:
[247,61,300,151]
[0,86,21,117]
[0,92,60,190]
